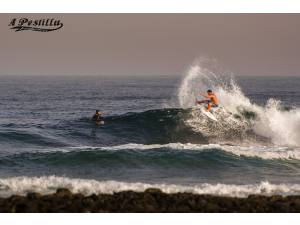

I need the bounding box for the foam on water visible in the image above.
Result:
[1,176,300,198]
[178,60,300,147]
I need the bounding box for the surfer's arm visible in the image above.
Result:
[200,93,209,98]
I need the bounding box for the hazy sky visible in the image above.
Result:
[1,14,300,76]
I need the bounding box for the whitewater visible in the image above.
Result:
[1,176,300,198]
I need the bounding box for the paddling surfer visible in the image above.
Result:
[92,110,104,124]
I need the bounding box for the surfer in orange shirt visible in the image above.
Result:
[196,89,219,111]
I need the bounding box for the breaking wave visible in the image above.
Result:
[178,59,300,147]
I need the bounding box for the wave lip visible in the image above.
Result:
[0,176,300,198]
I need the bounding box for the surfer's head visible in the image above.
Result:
[207,89,213,94]
[95,110,100,114]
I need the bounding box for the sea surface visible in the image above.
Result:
[0,69,300,197]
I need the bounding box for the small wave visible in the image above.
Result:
[221,145,300,160]
[0,176,300,198]
[66,143,300,160]
[68,143,220,151]
[4,143,299,161]
[0,128,66,148]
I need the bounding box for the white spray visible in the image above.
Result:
[178,60,300,147]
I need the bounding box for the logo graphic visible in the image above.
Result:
[9,18,63,32]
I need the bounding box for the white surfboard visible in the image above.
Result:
[198,106,218,122]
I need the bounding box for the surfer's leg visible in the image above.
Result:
[206,102,212,111]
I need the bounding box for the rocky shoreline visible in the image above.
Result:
[1,188,300,212]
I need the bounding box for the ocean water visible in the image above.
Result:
[0,66,300,198]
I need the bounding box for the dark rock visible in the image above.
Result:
[90,194,99,201]
[27,192,41,200]
[81,197,95,208]
[144,188,163,194]
[14,202,28,213]
[1,189,300,212]
[55,188,72,197]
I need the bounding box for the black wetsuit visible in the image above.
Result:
[92,114,103,122]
